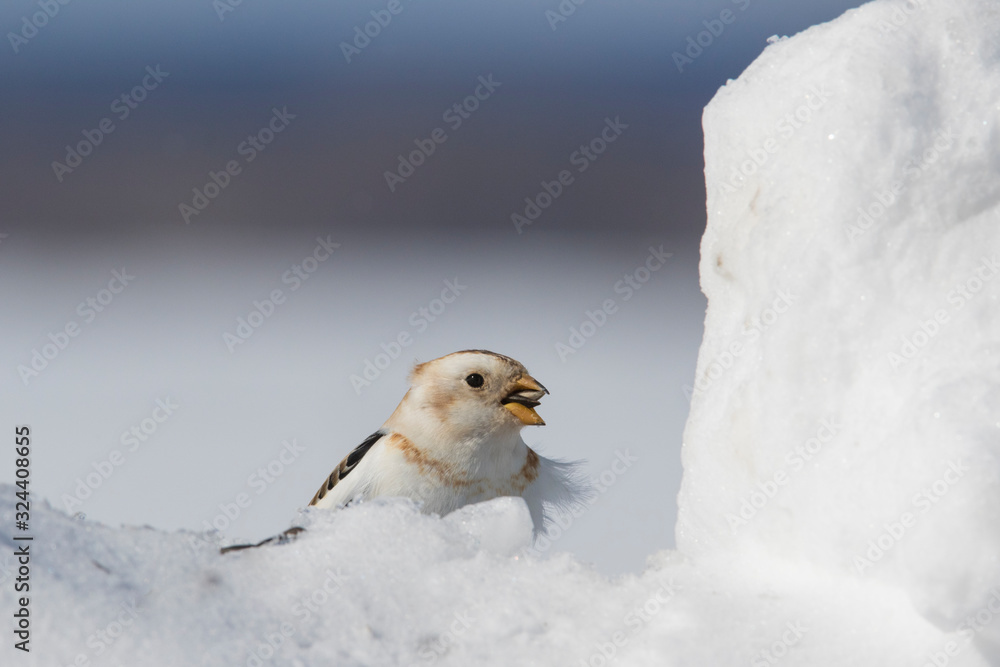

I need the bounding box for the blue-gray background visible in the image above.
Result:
[0,0,864,574]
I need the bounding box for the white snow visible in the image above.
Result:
[4,0,1000,665]
[683,0,1000,647]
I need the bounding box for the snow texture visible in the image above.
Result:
[682,0,1000,651]
[4,0,1000,665]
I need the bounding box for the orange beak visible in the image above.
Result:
[501,374,548,426]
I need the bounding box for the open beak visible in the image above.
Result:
[501,375,549,426]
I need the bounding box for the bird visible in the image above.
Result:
[309,349,585,529]
[221,350,585,553]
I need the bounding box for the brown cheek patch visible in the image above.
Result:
[426,384,457,423]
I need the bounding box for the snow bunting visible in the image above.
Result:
[221,350,583,553]
[308,349,585,532]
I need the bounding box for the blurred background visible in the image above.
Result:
[0,0,865,574]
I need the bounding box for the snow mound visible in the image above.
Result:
[4,1,1000,665]
[0,489,963,667]
[681,0,1000,656]
[3,494,618,666]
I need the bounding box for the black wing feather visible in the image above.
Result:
[309,430,385,505]
[345,431,382,470]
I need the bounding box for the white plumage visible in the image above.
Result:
[309,349,585,532]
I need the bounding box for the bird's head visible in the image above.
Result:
[400,350,549,438]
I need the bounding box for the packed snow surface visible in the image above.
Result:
[4,0,1000,664]
[683,0,1000,645]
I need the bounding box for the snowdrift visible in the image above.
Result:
[3,0,999,664]
[680,0,1000,649]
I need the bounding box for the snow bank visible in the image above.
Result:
[0,489,957,667]
[679,0,1000,657]
[4,0,1000,665]
[0,486,976,667]
[1,495,626,667]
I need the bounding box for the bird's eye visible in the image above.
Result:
[465,373,484,388]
